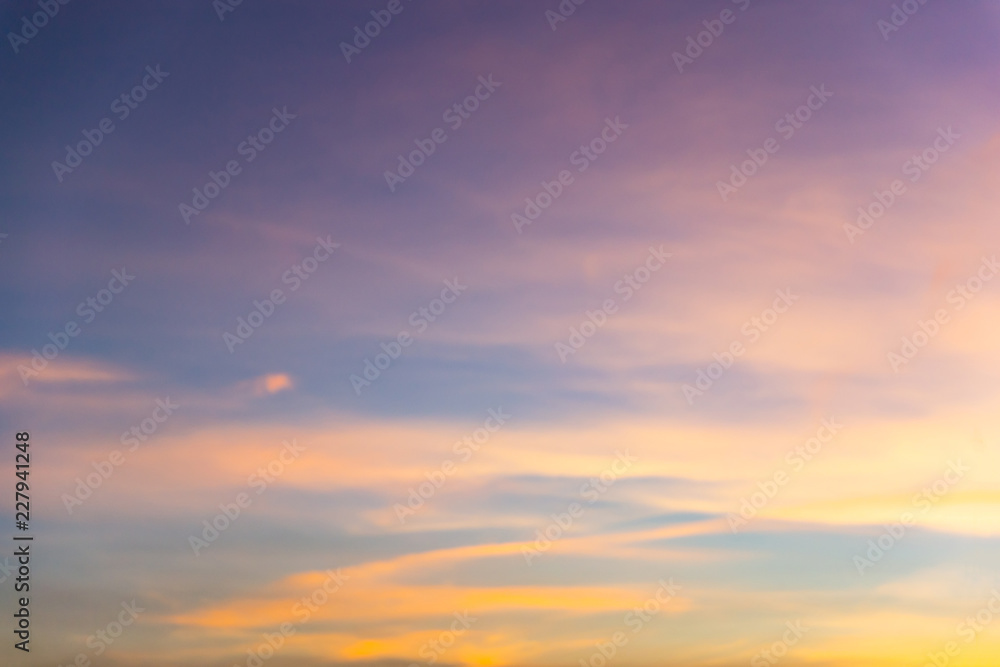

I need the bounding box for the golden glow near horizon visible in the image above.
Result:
[4,1,1000,666]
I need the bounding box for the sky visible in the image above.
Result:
[2,1,1000,665]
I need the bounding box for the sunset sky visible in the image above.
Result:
[2,1,1000,666]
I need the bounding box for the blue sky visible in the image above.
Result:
[2,1,1000,665]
